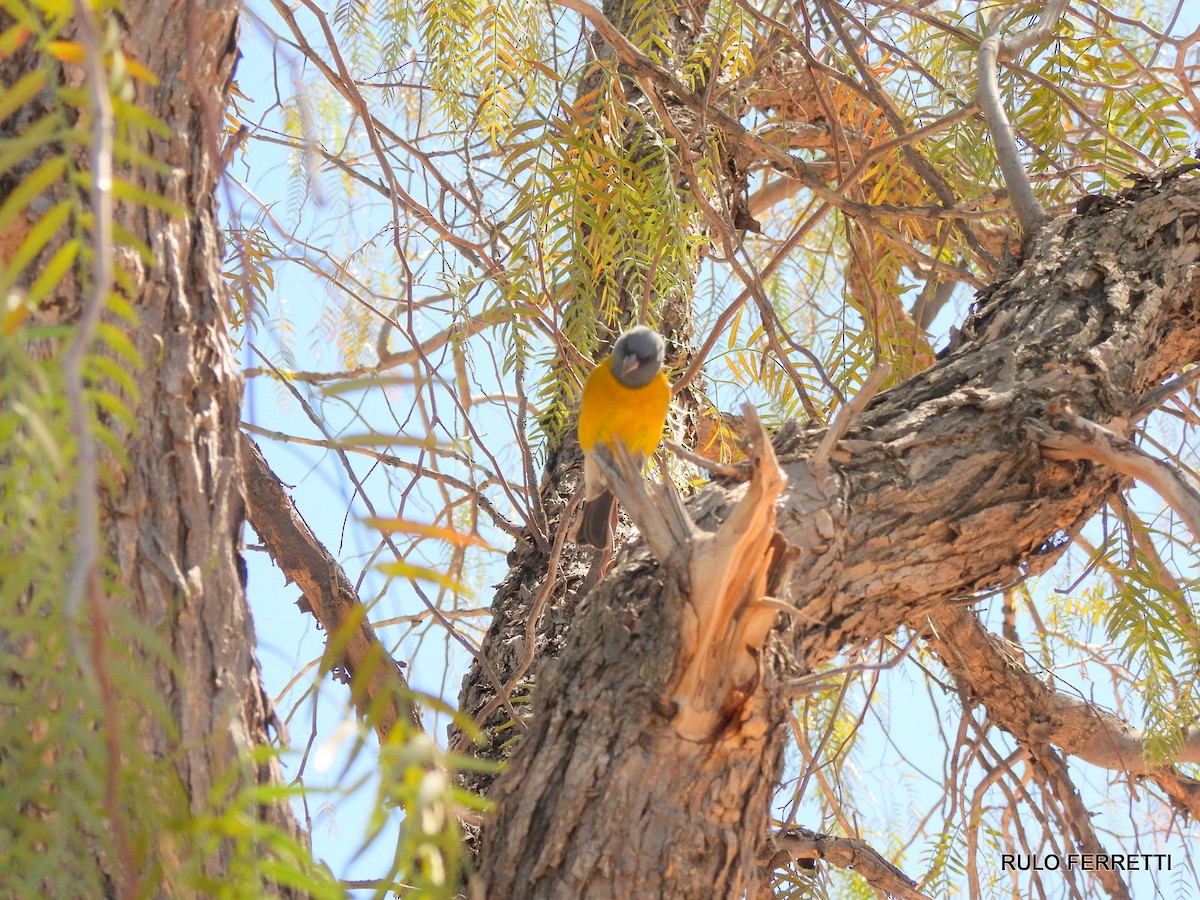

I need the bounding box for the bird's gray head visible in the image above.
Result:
[611,326,665,389]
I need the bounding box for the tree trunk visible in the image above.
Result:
[1,2,304,893]
[479,176,1200,896]
[109,0,306,886]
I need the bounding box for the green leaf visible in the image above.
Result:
[25,237,79,305]
[0,154,66,233]
[0,112,61,179]
[0,199,71,294]
[0,68,45,124]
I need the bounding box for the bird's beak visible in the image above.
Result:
[621,356,640,377]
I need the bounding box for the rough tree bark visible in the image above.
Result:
[476,176,1200,897]
[110,0,306,886]
[2,1,304,892]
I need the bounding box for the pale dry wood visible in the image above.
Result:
[592,407,796,741]
[672,406,791,741]
[811,362,892,474]
[591,440,696,563]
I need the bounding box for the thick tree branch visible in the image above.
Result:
[480,174,1200,896]
[241,434,421,738]
[779,174,1200,668]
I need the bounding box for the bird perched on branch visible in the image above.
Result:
[574,325,672,550]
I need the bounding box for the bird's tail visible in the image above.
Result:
[575,490,615,549]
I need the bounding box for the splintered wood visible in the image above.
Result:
[671,406,790,741]
[591,404,794,741]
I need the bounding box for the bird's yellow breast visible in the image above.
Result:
[578,355,671,459]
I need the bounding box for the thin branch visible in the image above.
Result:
[63,2,114,619]
[764,826,934,900]
[244,314,490,384]
[1128,366,1200,423]
[453,496,579,751]
[68,7,138,896]
[248,347,506,701]
[811,363,892,473]
[975,2,1068,232]
[783,630,919,695]
[1031,409,1200,541]
[663,439,742,479]
[1029,746,1133,900]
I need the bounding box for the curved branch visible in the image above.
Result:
[926,606,1200,820]
[764,826,933,900]
[975,2,1069,232]
[1031,408,1200,540]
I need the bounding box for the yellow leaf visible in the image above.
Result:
[46,40,84,65]
[377,559,472,597]
[0,22,31,58]
[1,289,31,334]
[366,517,494,551]
[120,53,158,85]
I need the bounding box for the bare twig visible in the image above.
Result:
[663,439,742,479]
[1029,747,1134,900]
[811,363,892,473]
[783,631,920,695]
[248,347,510,712]
[1128,367,1200,423]
[239,421,520,537]
[64,2,114,619]
[455,495,579,750]
[244,314,491,383]
[926,606,1200,817]
[670,201,835,399]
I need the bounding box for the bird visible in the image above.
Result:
[574,325,671,549]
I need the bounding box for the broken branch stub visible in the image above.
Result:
[590,406,796,741]
[590,441,695,560]
[672,405,794,741]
